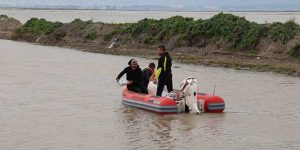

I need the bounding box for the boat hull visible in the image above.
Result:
[122,88,225,114]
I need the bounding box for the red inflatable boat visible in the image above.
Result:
[122,88,225,114]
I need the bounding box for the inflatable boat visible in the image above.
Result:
[121,78,225,114]
[122,88,225,114]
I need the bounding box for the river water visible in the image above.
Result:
[1,9,300,24]
[1,39,300,149]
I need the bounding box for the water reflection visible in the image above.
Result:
[119,106,228,150]
[120,107,177,149]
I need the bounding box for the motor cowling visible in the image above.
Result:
[180,77,200,114]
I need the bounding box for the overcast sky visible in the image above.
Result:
[1,0,298,5]
[1,0,299,10]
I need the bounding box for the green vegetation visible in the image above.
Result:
[12,14,300,53]
[17,18,63,35]
[118,14,266,50]
[71,18,93,29]
[0,14,8,19]
[117,13,300,51]
[85,29,97,40]
[288,44,300,58]
[15,13,300,51]
[120,16,194,35]
[268,20,300,44]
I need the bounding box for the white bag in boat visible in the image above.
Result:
[118,79,129,86]
[147,81,157,96]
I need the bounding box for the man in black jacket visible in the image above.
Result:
[154,46,173,96]
[116,59,148,94]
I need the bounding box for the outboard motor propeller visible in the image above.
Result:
[179,77,200,114]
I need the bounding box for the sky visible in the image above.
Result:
[0,0,299,11]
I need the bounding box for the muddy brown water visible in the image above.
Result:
[1,39,300,150]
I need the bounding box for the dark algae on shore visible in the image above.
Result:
[1,13,300,76]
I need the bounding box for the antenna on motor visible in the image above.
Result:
[213,84,216,96]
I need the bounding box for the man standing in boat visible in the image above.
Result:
[154,45,173,96]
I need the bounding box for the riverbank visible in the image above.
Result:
[1,13,300,76]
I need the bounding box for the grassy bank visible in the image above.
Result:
[117,14,299,50]
[1,13,300,76]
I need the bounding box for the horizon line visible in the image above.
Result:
[1,7,300,12]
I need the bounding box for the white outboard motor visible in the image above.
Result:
[179,77,200,114]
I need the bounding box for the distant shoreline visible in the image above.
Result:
[1,13,300,76]
[0,7,300,13]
